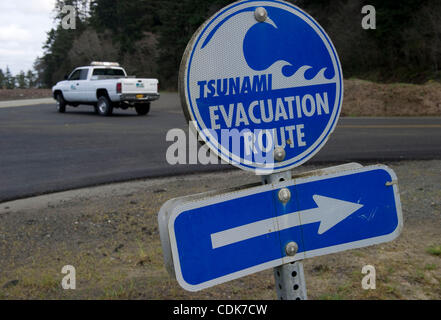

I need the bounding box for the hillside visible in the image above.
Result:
[342,80,441,117]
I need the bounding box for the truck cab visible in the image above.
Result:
[52,62,160,116]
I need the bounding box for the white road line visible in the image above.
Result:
[0,98,55,109]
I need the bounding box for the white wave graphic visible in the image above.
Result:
[265,62,336,88]
[190,11,337,93]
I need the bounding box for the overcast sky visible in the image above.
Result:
[0,0,56,75]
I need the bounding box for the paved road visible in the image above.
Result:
[1,92,440,203]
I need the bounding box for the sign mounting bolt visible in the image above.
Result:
[274,147,286,162]
[278,188,291,204]
[254,7,268,22]
[285,242,298,256]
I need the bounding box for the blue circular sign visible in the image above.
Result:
[180,0,343,174]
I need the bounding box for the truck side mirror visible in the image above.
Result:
[64,74,69,80]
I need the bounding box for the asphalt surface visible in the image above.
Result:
[1,92,440,203]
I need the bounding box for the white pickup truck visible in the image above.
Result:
[52,62,159,116]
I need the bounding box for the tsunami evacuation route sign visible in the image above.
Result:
[179,0,343,174]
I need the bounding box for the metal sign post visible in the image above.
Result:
[274,261,308,300]
[262,167,308,300]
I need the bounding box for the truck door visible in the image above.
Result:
[64,69,82,102]
[71,69,90,102]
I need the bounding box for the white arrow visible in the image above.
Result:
[211,195,364,249]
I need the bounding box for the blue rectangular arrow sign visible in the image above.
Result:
[161,165,403,292]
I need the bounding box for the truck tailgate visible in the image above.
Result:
[121,79,158,94]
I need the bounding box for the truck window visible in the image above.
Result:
[80,69,89,80]
[68,70,81,81]
[92,68,125,77]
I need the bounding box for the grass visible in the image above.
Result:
[102,281,136,300]
[384,285,401,298]
[414,269,426,282]
[318,293,346,300]
[424,264,437,271]
[426,245,441,256]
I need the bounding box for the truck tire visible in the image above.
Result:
[56,93,66,113]
[97,96,113,116]
[135,103,151,116]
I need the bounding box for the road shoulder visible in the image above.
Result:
[0,98,55,109]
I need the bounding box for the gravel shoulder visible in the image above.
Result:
[0,160,440,300]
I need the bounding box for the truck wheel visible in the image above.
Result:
[97,96,113,116]
[135,103,150,116]
[56,93,66,113]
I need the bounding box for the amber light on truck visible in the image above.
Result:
[116,82,122,94]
